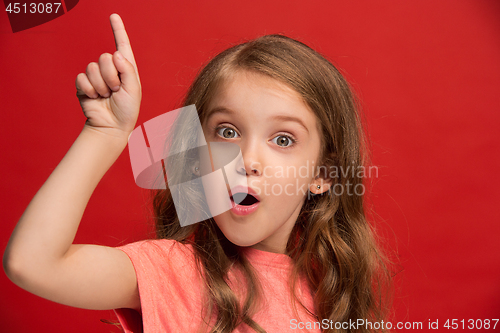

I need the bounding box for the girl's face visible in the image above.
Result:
[202,70,325,254]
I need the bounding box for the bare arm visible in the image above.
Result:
[3,14,141,311]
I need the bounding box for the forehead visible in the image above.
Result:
[205,70,319,132]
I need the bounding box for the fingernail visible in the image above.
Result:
[92,93,98,98]
[103,92,110,98]
[112,86,120,91]
[116,51,123,60]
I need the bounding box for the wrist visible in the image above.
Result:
[81,124,131,148]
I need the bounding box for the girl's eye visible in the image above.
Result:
[216,126,239,139]
[215,126,295,148]
[272,135,295,148]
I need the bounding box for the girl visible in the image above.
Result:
[3,14,390,333]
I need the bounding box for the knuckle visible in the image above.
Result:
[99,53,112,63]
[117,41,128,49]
[75,73,89,88]
[75,73,85,83]
[86,62,98,74]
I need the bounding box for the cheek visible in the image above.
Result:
[263,160,315,199]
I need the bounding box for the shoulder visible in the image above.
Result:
[116,239,197,269]
[115,239,203,304]
[116,238,193,255]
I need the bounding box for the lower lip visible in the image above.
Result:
[230,198,260,216]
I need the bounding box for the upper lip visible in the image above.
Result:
[229,185,261,202]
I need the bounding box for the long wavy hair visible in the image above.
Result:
[150,34,392,332]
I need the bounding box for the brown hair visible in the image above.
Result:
[151,34,392,332]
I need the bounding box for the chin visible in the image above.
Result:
[223,232,261,248]
[216,224,261,247]
[230,238,260,248]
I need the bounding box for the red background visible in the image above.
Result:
[1,1,499,331]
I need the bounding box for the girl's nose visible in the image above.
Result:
[238,164,261,176]
[236,143,262,177]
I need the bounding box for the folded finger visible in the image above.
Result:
[86,62,111,98]
[75,73,98,99]
[98,53,120,92]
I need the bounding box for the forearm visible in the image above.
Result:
[4,125,129,273]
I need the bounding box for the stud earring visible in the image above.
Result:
[317,185,321,189]
[195,167,199,172]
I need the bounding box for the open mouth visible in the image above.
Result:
[231,193,259,206]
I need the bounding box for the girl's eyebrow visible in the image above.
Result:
[206,106,233,120]
[270,115,309,134]
[206,106,309,133]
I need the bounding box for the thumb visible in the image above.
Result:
[113,50,141,92]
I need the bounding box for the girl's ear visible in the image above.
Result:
[309,153,337,195]
[309,171,333,195]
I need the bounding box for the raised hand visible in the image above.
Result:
[75,14,141,138]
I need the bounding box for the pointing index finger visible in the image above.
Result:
[110,14,137,70]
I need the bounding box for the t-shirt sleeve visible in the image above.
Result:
[112,239,203,333]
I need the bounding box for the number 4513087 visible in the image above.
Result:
[5,3,62,14]
[444,319,498,330]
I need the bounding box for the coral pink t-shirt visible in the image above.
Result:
[113,239,320,333]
